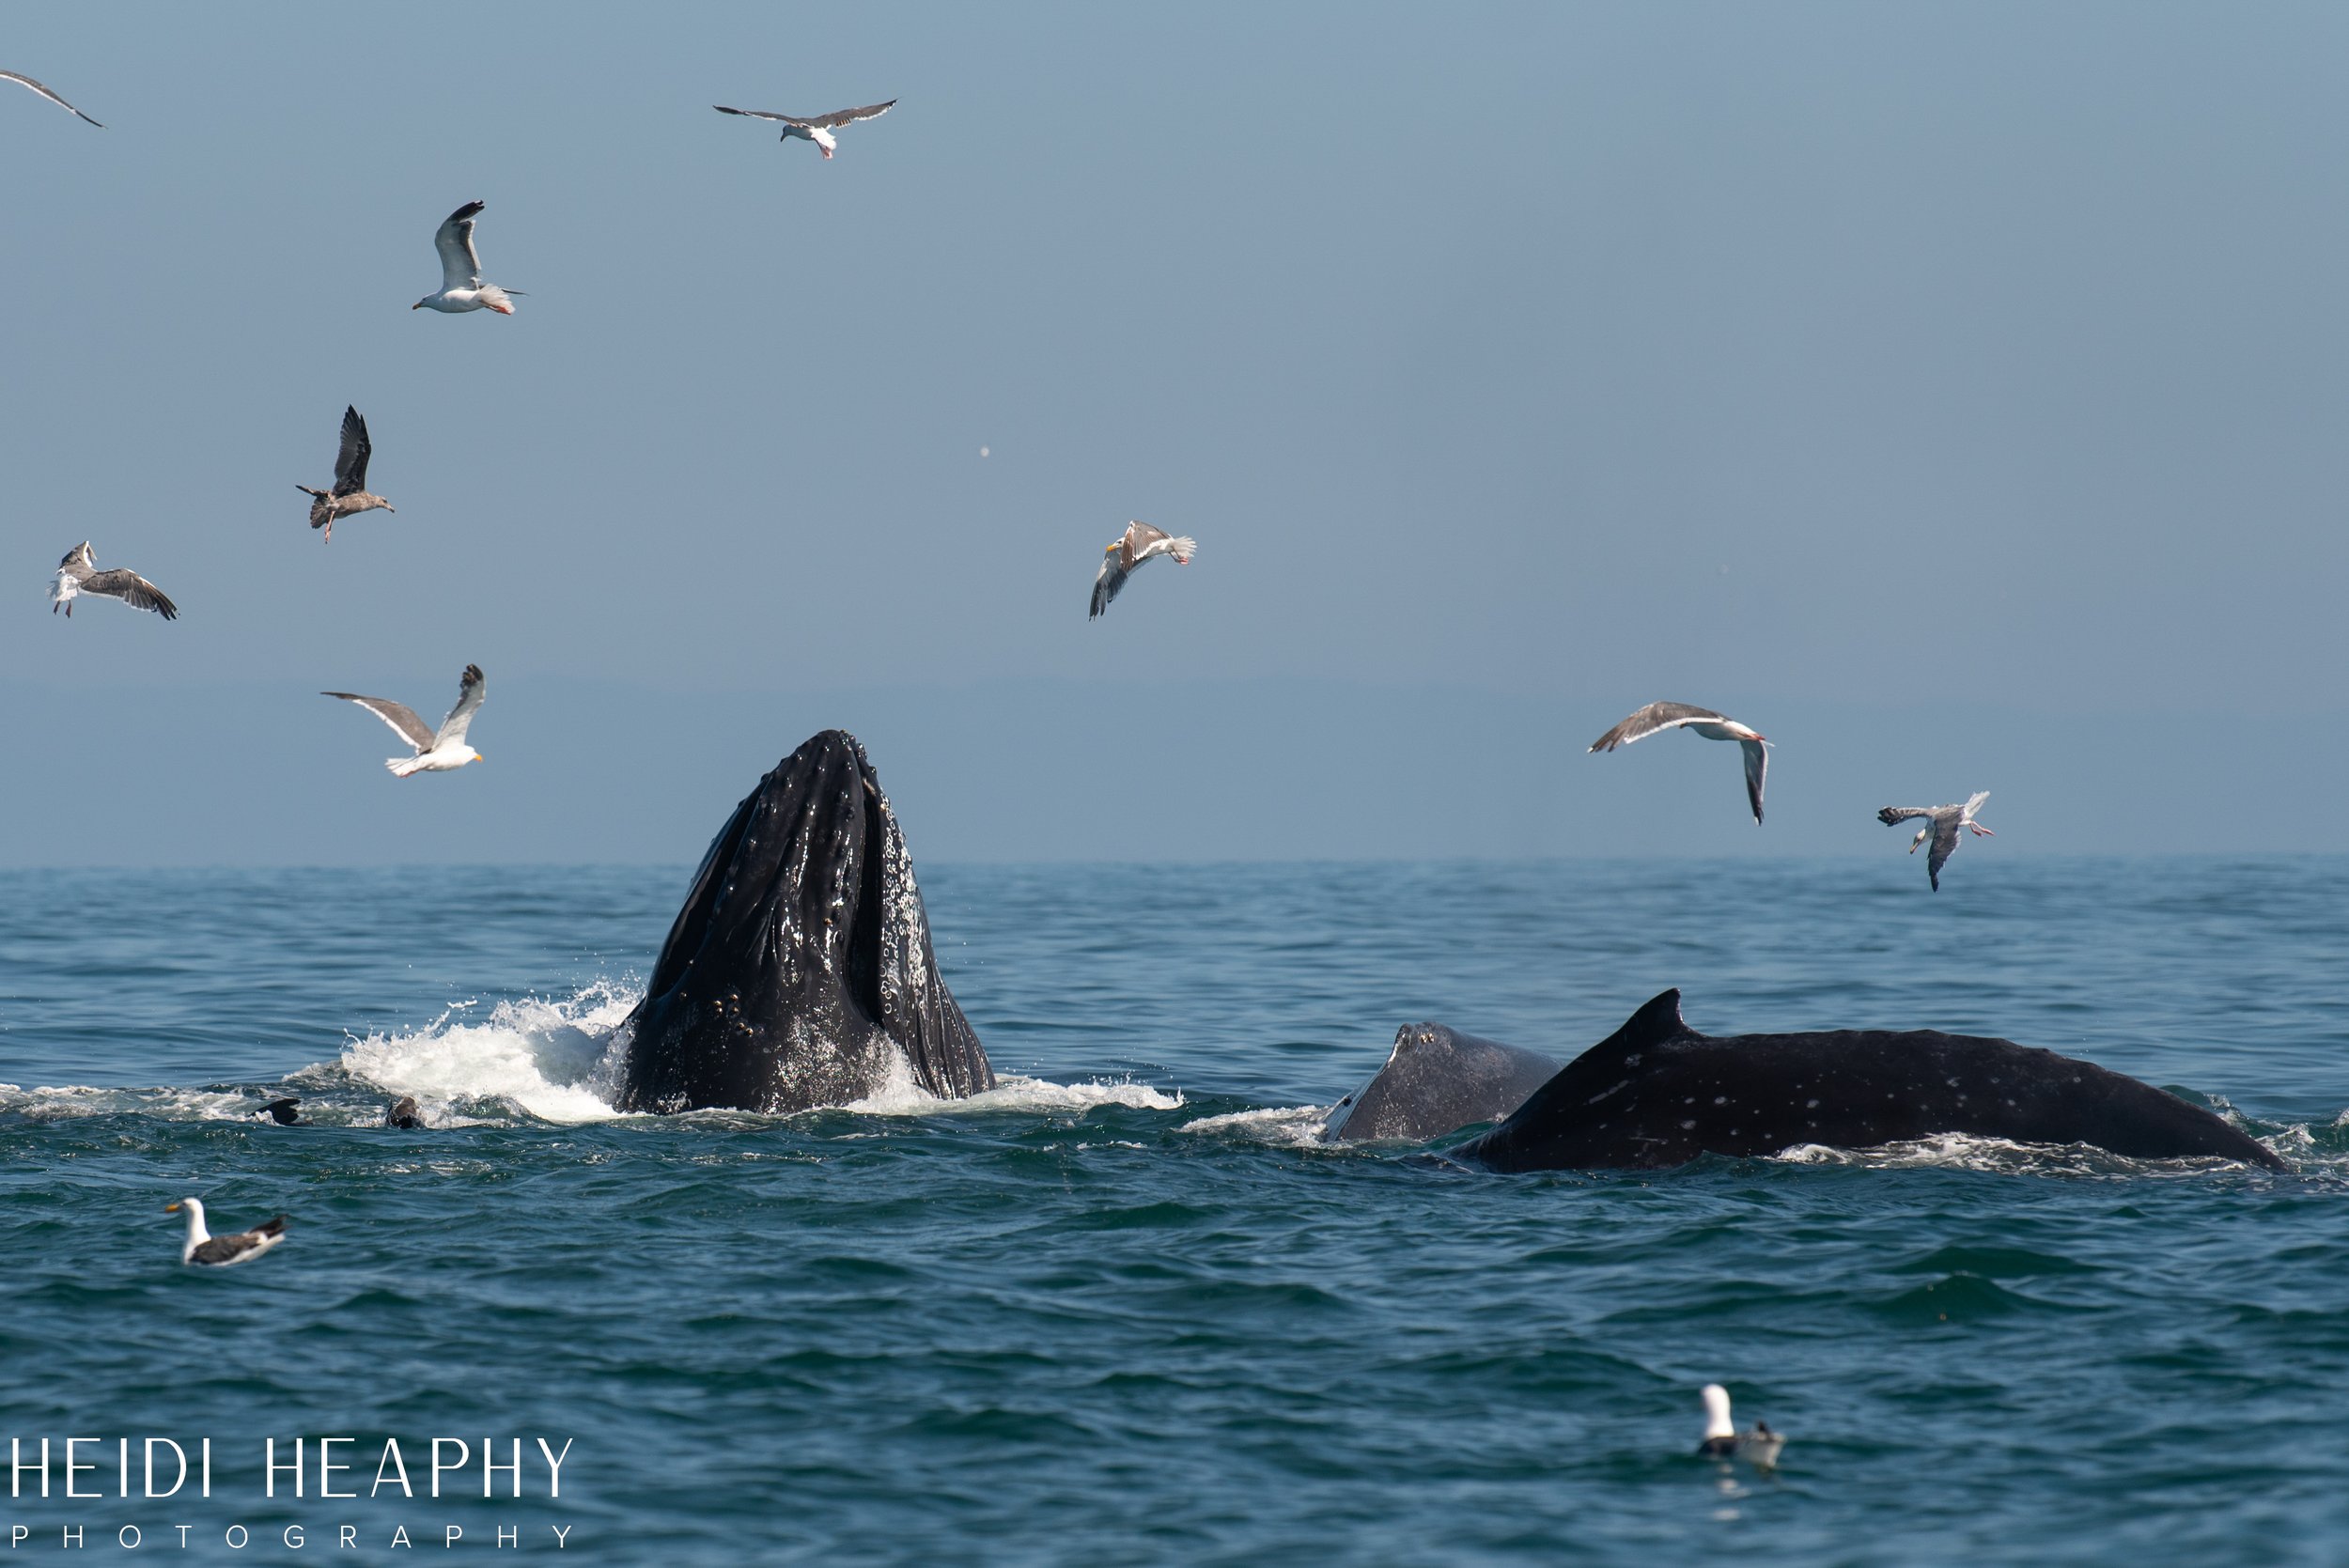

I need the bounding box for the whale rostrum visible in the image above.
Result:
[1321,1022,1559,1142]
[616,730,993,1114]
[1445,990,2284,1172]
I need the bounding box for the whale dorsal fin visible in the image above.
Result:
[1616,988,1687,1049]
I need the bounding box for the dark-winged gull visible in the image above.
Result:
[297,406,394,540]
[1089,521,1196,620]
[713,99,895,159]
[1877,792,1993,892]
[1697,1385,1784,1470]
[259,1096,304,1126]
[2,70,101,126]
[165,1200,288,1268]
[1588,701,1768,824]
[323,664,487,777]
[413,201,521,315]
[48,542,178,620]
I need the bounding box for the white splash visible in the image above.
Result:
[1176,1105,1330,1146]
[337,983,638,1126]
[848,1062,1183,1116]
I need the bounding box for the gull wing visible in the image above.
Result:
[1089,555,1127,619]
[433,664,487,748]
[434,201,486,291]
[1587,700,1724,753]
[1926,814,1963,891]
[1876,806,1935,827]
[333,406,372,495]
[1118,521,1173,571]
[82,568,179,619]
[56,541,95,578]
[0,70,101,127]
[1739,738,1766,825]
[803,99,895,129]
[324,691,435,752]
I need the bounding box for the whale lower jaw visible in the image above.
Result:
[614,730,992,1115]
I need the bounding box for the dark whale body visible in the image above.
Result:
[1452,990,2283,1172]
[1322,1022,1558,1142]
[615,730,993,1114]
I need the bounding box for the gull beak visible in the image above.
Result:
[164,1202,181,1213]
[411,302,423,310]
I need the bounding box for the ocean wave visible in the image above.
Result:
[1175,1105,1331,1146]
[1770,1131,2285,1177]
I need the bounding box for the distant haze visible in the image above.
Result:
[5,2,2343,865]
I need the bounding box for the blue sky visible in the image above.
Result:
[5,2,2346,865]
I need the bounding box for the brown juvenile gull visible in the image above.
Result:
[165,1199,288,1268]
[1697,1385,1784,1470]
[48,542,178,620]
[713,99,895,159]
[1877,792,1993,892]
[323,663,487,778]
[1,70,101,126]
[1588,702,1768,824]
[413,201,521,315]
[1089,521,1197,620]
[296,406,394,541]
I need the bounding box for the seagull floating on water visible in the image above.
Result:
[323,664,487,778]
[2,70,101,126]
[1089,521,1196,620]
[48,542,178,620]
[1877,792,1994,892]
[297,406,394,541]
[712,99,895,159]
[1588,702,1768,824]
[1698,1384,1784,1470]
[413,201,521,315]
[166,1199,288,1268]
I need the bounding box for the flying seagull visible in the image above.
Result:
[1,70,101,126]
[413,201,521,315]
[1588,702,1768,824]
[296,406,395,541]
[712,99,895,159]
[1877,792,1994,892]
[1089,521,1196,620]
[1697,1385,1784,1471]
[165,1199,288,1269]
[48,542,178,620]
[323,664,487,778]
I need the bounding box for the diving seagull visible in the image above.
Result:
[165,1199,288,1269]
[413,201,521,315]
[1089,521,1196,620]
[48,542,178,620]
[1698,1385,1784,1470]
[1588,702,1768,824]
[2,70,101,126]
[323,664,487,778]
[296,406,395,541]
[1877,792,1994,892]
[713,99,895,159]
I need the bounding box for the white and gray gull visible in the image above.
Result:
[48,542,178,620]
[1698,1384,1784,1470]
[1588,701,1768,824]
[413,201,521,315]
[712,99,895,159]
[1089,521,1197,620]
[1877,792,1994,892]
[323,663,487,778]
[165,1199,288,1268]
[2,70,101,126]
[297,406,395,541]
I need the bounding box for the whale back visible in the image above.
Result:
[1321,1022,1559,1142]
[616,730,993,1113]
[1456,990,2284,1172]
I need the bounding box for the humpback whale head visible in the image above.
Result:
[615,730,993,1114]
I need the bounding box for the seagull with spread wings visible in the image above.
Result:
[296,405,395,541]
[1587,701,1769,824]
[1089,521,1196,620]
[713,99,895,159]
[412,201,521,315]
[323,664,488,778]
[48,542,178,620]
[1877,793,1994,892]
[2,70,101,126]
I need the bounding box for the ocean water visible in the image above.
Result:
[2,857,2344,1564]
